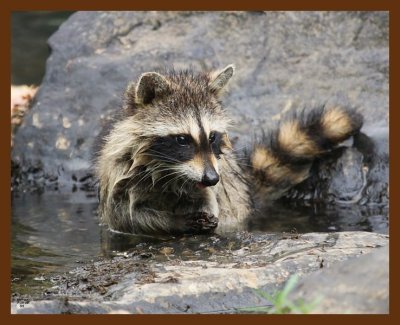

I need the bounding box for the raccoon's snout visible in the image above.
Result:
[201,166,220,187]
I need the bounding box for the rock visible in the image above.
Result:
[11,231,388,314]
[288,244,389,314]
[12,12,388,196]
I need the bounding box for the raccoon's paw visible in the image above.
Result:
[184,212,219,234]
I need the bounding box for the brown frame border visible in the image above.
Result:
[2,1,398,324]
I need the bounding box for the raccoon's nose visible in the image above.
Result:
[201,167,220,187]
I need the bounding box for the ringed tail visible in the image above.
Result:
[250,105,363,199]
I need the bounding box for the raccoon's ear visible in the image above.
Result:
[133,72,171,105]
[208,64,235,95]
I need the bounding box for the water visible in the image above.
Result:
[11,190,388,298]
[11,192,100,296]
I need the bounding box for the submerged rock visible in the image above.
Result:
[11,11,389,203]
[11,231,388,314]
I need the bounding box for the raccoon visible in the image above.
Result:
[95,65,363,235]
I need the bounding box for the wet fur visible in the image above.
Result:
[95,66,363,235]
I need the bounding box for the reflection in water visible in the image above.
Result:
[100,227,172,257]
[12,192,100,296]
[248,200,388,234]
[12,192,101,267]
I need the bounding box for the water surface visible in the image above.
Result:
[11,191,388,298]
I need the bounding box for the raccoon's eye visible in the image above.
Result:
[176,135,191,146]
[209,132,216,144]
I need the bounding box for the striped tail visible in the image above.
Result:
[250,105,363,201]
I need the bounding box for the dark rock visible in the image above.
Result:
[12,11,388,197]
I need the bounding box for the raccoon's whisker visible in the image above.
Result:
[161,173,186,192]
[143,153,180,163]
[151,166,181,176]
[176,178,190,197]
[145,150,182,163]
[152,171,183,188]
[144,164,175,174]
[178,177,191,196]
[142,162,171,173]
[161,176,180,191]
[150,167,181,183]
[133,168,152,179]
[142,155,179,165]
[133,172,152,188]
[152,168,180,177]
[139,169,170,188]
[133,164,167,187]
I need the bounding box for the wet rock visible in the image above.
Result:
[11,231,388,314]
[288,244,389,314]
[12,11,388,196]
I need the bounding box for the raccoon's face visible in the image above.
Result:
[126,65,235,192]
[149,125,229,188]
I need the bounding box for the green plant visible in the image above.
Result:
[239,274,321,314]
